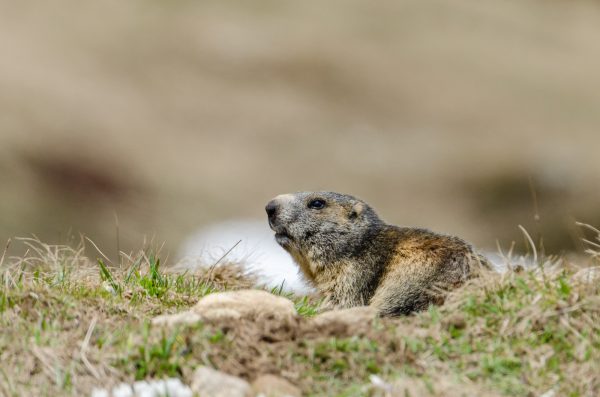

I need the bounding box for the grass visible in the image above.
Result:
[0,234,599,396]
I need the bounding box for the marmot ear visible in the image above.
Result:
[349,202,364,220]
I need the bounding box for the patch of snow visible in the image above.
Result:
[177,219,313,294]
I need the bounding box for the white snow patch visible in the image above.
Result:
[177,219,313,294]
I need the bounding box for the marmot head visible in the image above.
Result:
[265,192,383,261]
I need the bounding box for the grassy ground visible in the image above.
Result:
[1,233,599,396]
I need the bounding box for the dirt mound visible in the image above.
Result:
[152,290,415,393]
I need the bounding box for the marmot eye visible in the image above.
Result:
[308,199,326,209]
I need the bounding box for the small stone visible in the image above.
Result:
[152,311,202,327]
[251,374,302,397]
[112,383,134,397]
[307,306,377,336]
[137,388,155,397]
[152,290,297,327]
[192,290,297,322]
[190,366,251,397]
[90,388,109,397]
[151,380,168,396]
[133,380,152,394]
[165,378,190,397]
[370,374,393,393]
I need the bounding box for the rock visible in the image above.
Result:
[306,306,377,336]
[152,290,296,327]
[192,290,297,322]
[190,366,251,397]
[251,374,301,397]
[311,306,377,327]
[152,311,202,326]
[91,378,193,397]
[91,388,110,397]
[112,383,134,397]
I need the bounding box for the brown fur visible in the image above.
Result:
[266,192,491,316]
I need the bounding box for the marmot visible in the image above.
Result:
[265,191,490,316]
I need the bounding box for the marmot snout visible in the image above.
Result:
[266,191,490,316]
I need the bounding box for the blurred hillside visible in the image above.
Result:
[1,0,599,258]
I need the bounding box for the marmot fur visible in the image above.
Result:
[265,191,490,316]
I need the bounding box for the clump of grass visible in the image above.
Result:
[578,222,600,262]
[128,324,183,379]
[270,283,323,317]
[95,253,216,307]
[398,257,600,396]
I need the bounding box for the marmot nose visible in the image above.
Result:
[265,200,279,221]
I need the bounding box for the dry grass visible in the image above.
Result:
[0,237,253,396]
[1,231,599,396]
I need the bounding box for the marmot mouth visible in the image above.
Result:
[274,229,293,246]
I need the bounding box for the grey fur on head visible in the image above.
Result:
[266,192,383,264]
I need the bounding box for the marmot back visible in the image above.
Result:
[265,191,490,316]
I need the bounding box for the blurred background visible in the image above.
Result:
[1,0,599,259]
